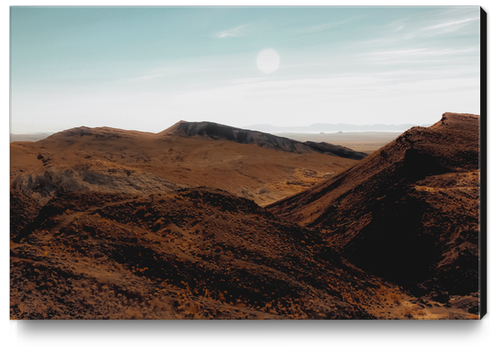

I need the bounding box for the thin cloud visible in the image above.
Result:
[171,70,478,108]
[216,24,250,39]
[406,16,479,38]
[426,17,479,30]
[117,67,208,84]
[388,18,407,32]
[297,17,358,35]
[120,73,167,83]
[297,23,337,34]
[358,47,478,65]
[363,47,475,57]
[228,77,267,85]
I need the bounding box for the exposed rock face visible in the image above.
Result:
[268,113,481,296]
[166,121,368,160]
[11,165,185,205]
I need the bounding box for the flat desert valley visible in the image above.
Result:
[10,112,481,319]
[275,131,405,154]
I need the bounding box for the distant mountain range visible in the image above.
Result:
[245,123,431,134]
[10,132,53,142]
[9,123,431,143]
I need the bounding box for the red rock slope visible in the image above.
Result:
[268,112,481,298]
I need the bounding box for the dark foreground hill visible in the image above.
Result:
[165,121,368,160]
[11,188,476,319]
[268,113,481,302]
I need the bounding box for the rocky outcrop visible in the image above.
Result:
[165,121,368,160]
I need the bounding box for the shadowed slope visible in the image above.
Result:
[11,188,473,319]
[10,190,42,241]
[268,113,481,298]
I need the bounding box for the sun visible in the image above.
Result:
[256,48,280,74]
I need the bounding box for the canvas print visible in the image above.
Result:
[10,6,485,319]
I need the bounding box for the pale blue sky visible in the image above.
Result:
[10,6,480,133]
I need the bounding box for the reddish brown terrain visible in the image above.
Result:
[10,122,363,206]
[10,188,477,319]
[10,114,482,319]
[269,113,481,313]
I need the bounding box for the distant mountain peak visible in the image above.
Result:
[164,120,368,160]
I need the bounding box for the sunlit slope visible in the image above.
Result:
[10,123,361,206]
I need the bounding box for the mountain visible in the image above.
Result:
[11,187,475,319]
[10,114,482,319]
[268,112,481,300]
[166,121,368,160]
[10,123,360,206]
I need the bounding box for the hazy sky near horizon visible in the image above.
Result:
[10,6,480,133]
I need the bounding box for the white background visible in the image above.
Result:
[3,1,489,346]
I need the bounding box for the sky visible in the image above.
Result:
[10,6,481,133]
